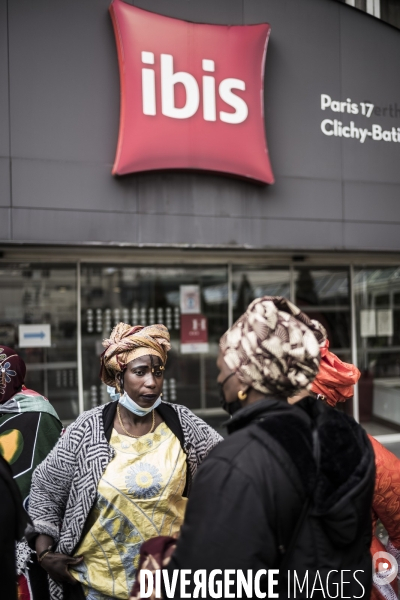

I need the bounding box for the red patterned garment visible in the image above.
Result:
[17,574,30,600]
[311,345,400,600]
[369,437,400,600]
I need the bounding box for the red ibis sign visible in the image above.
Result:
[109,0,274,183]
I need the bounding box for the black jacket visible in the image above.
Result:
[167,396,375,599]
[0,455,30,600]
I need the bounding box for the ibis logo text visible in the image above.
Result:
[109,0,274,183]
[141,53,248,124]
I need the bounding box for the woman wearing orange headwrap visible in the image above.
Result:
[311,341,400,600]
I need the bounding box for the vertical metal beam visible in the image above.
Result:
[289,264,295,303]
[77,261,84,415]
[228,263,233,328]
[350,265,360,422]
[43,348,48,399]
[200,355,206,409]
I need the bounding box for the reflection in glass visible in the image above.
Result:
[81,265,228,414]
[295,268,351,356]
[232,267,290,323]
[0,264,78,421]
[294,267,352,415]
[355,267,400,435]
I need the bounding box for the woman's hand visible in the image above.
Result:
[40,552,84,584]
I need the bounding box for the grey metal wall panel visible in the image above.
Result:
[0,208,11,240]
[344,181,400,223]
[238,177,343,220]
[137,212,343,249]
[12,159,137,213]
[0,0,9,158]
[255,218,344,250]
[136,173,342,221]
[340,9,400,184]
[4,0,400,251]
[245,0,342,181]
[0,158,10,207]
[12,208,139,243]
[344,221,400,251]
[8,0,119,163]
[136,173,245,218]
[133,0,243,24]
[137,213,253,246]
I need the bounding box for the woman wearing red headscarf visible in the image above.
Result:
[0,346,62,600]
[310,341,400,600]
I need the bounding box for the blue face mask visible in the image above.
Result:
[107,386,120,402]
[119,391,162,417]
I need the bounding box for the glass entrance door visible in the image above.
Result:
[80,265,228,426]
[354,267,400,435]
[0,263,78,421]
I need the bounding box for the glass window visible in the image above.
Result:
[232,266,290,323]
[355,0,367,10]
[81,265,229,423]
[294,267,352,414]
[294,267,351,356]
[354,267,400,436]
[0,263,78,422]
[341,0,382,21]
[380,0,400,29]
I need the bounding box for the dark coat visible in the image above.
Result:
[0,455,30,600]
[167,396,375,599]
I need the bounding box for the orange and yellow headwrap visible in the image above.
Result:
[100,322,171,390]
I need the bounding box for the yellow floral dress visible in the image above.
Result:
[70,422,187,600]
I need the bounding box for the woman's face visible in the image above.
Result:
[122,355,164,408]
[216,349,241,404]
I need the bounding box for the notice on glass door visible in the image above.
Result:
[19,324,51,348]
[377,309,393,337]
[180,285,201,314]
[360,310,376,338]
[180,314,209,354]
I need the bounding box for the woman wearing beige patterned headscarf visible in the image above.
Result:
[219,296,327,412]
[29,322,222,600]
[161,297,375,599]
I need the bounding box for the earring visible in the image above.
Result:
[160,393,163,397]
[238,390,247,401]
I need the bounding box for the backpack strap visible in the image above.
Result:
[279,427,320,571]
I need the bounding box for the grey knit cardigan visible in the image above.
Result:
[28,401,223,600]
